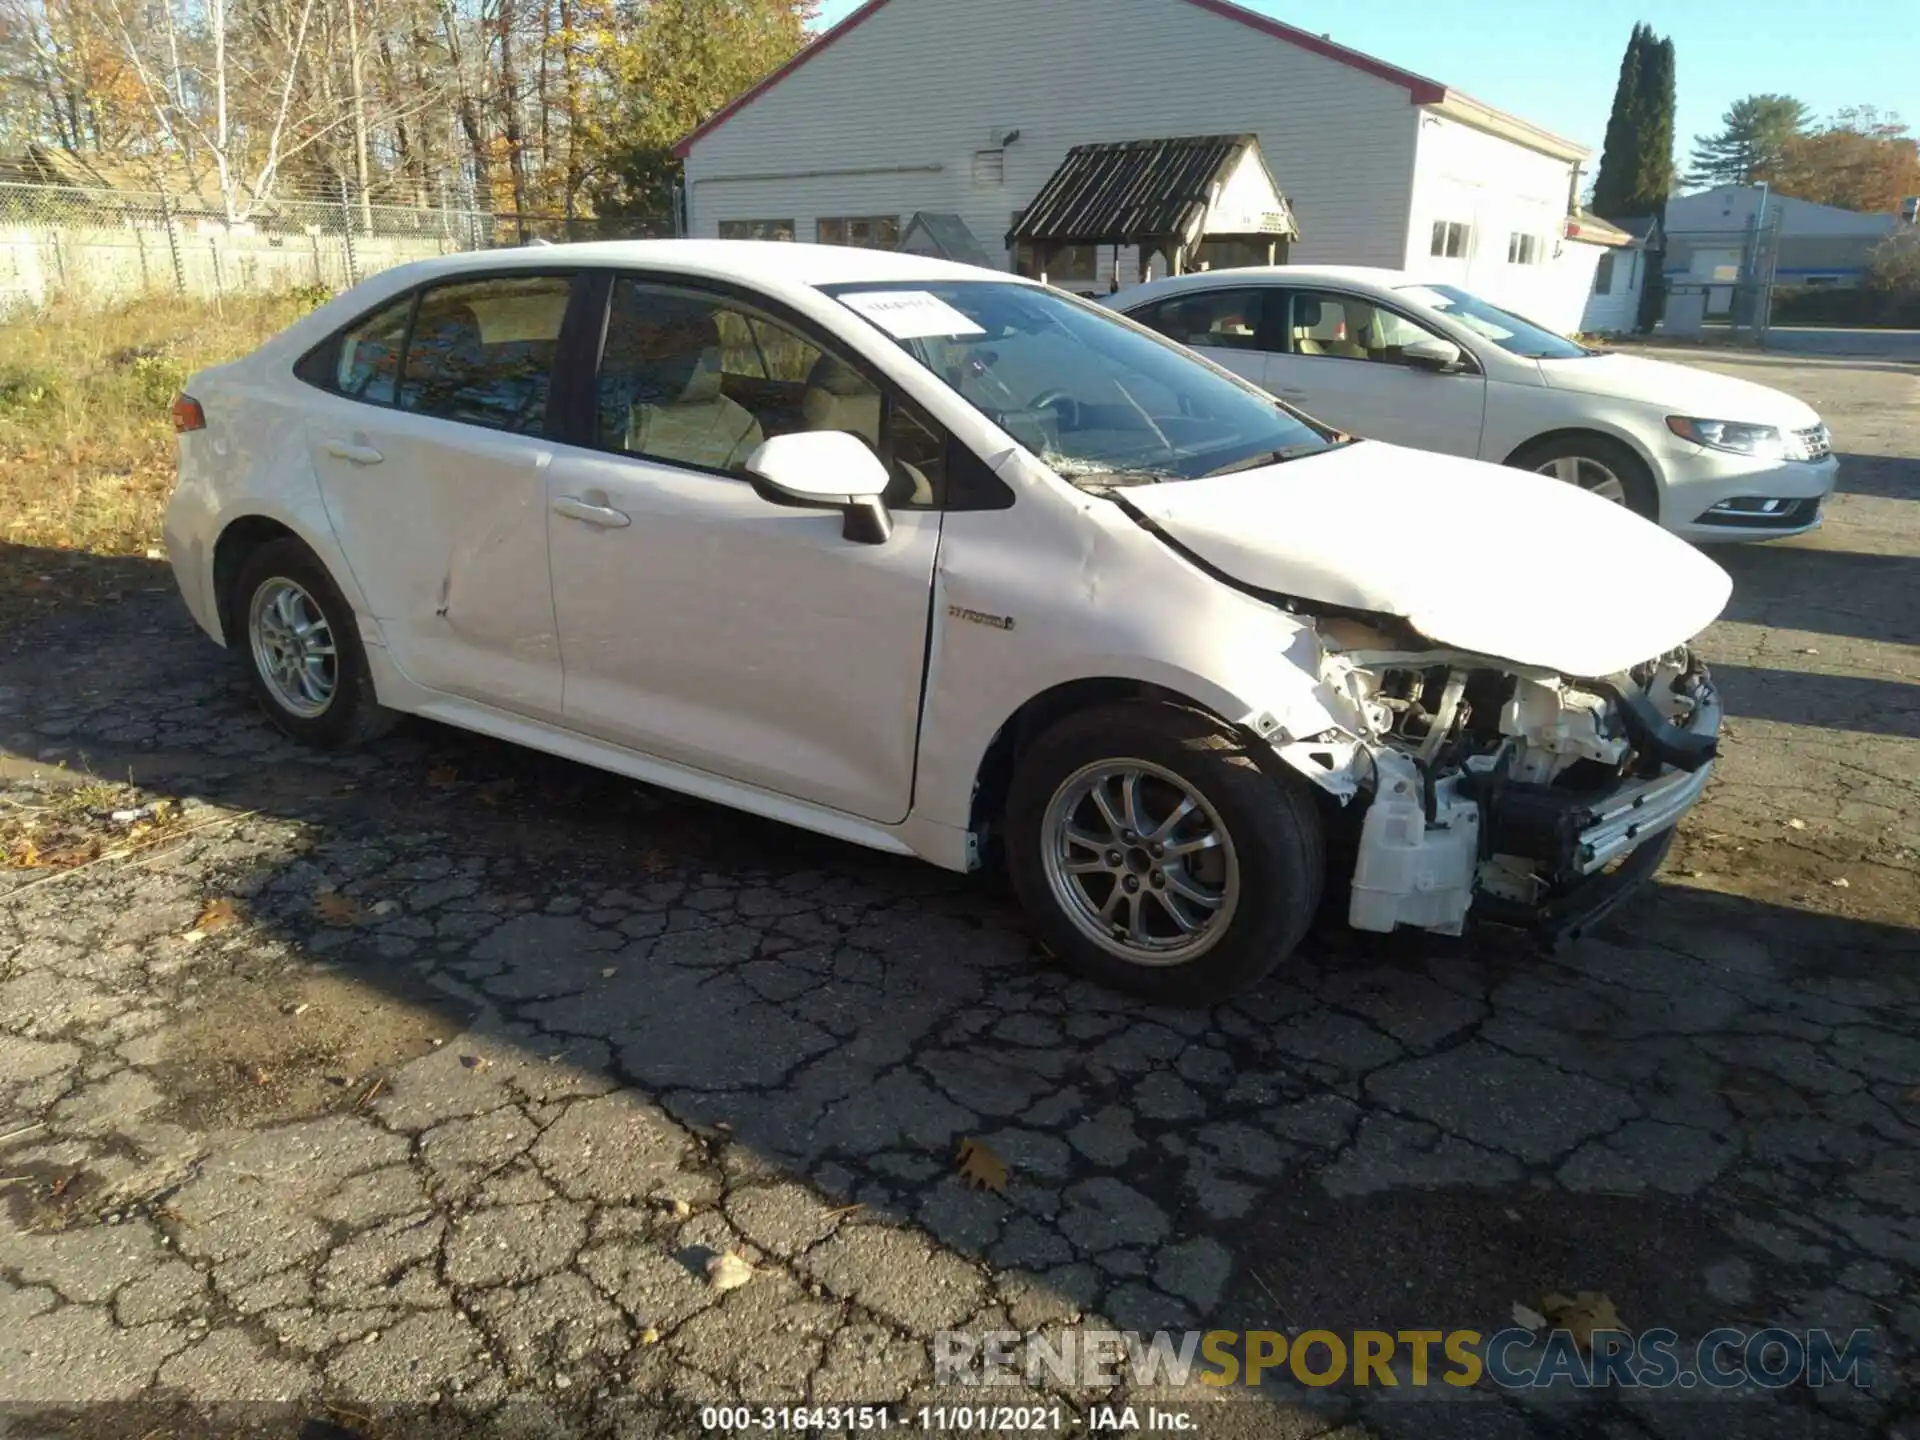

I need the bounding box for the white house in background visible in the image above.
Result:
[1575,213,1654,335]
[674,0,1605,333]
[1664,185,1901,289]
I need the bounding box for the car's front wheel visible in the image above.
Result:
[1511,433,1660,522]
[231,537,399,749]
[1004,700,1324,1004]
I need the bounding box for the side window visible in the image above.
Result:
[399,274,571,434]
[1132,289,1272,351]
[596,277,940,507]
[328,297,412,404]
[1285,291,1456,368]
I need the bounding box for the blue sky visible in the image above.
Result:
[810,0,1915,173]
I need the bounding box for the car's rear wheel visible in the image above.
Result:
[1004,700,1324,1004]
[1511,433,1660,522]
[231,538,398,749]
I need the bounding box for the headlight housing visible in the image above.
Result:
[1666,416,1788,459]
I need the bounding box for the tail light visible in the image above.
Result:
[170,394,206,433]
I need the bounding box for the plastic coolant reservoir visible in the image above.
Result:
[1346,786,1480,935]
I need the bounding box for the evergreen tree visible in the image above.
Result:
[1685,95,1809,189]
[1590,24,1650,219]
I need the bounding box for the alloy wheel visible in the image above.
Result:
[248,577,338,718]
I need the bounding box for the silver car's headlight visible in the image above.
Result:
[1666,416,1788,460]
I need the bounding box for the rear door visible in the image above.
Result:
[301,271,582,721]
[1265,288,1489,456]
[1125,286,1284,390]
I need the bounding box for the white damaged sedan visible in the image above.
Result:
[164,242,1729,1001]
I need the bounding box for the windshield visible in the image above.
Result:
[1394,283,1594,360]
[823,281,1334,485]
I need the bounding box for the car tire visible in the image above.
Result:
[1004,700,1324,1005]
[1511,433,1660,522]
[230,537,399,749]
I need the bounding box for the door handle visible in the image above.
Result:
[323,440,384,466]
[553,495,632,529]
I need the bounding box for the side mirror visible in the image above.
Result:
[745,430,895,544]
[1402,337,1465,373]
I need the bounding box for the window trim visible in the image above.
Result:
[564,267,1012,511]
[1430,219,1472,260]
[1276,287,1483,374]
[816,214,902,249]
[717,218,797,242]
[293,269,592,441]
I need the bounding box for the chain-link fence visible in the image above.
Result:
[0,177,678,312]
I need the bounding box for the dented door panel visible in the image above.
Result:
[305,402,563,720]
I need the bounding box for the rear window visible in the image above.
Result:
[295,273,576,436]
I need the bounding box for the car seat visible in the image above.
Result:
[612,308,764,470]
[800,354,933,507]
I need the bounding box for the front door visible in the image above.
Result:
[545,274,944,824]
[305,272,579,720]
[1264,289,1489,458]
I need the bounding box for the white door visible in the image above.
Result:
[545,275,944,824]
[1264,289,1489,458]
[1125,286,1282,389]
[305,272,576,720]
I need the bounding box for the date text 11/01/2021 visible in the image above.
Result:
[698,1405,1194,1432]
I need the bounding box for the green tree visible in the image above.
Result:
[588,0,816,219]
[1592,24,1676,218]
[1685,94,1808,189]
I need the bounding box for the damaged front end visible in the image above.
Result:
[1306,621,1721,943]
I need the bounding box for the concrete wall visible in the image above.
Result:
[0,222,455,312]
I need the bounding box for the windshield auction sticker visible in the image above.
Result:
[840,290,987,340]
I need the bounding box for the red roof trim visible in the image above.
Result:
[672,0,895,158]
[672,0,1449,159]
[1175,0,1448,105]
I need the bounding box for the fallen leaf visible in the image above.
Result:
[640,1326,661,1346]
[1787,818,1807,831]
[956,1137,1011,1195]
[1830,877,1851,889]
[1541,1291,1622,1353]
[426,764,459,786]
[706,1251,754,1293]
[314,891,364,926]
[1511,1301,1547,1331]
[600,967,618,979]
[193,898,239,933]
[460,1054,493,1072]
[12,838,40,868]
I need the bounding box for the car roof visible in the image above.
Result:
[371,239,1018,294]
[1110,265,1436,305]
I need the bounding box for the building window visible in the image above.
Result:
[972,149,1005,185]
[1592,252,1616,295]
[1430,220,1471,259]
[1507,232,1542,265]
[817,215,900,249]
[718,219,795,242]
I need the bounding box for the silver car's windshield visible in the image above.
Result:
[823,280,1336,485]
[1394,283,1594,360]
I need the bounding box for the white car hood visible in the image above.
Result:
[1535,353,1821,428]
[1122,441,1732,678]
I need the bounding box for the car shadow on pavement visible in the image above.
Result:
[1708,664,1920,740]
[1830,450,1920,503]
[1715,543,1920,648]
[2,550,1913,1437]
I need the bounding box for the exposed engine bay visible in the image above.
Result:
[1299,617,1722,939]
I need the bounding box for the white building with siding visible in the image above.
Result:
[676,0,1605,332]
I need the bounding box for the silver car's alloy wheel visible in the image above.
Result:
[1040,758,1240,967]
[248,577,338,719]
[1537,455,1629,504]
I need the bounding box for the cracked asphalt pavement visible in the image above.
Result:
[0,352,1915,1439]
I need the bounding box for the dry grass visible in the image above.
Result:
[0,288,322,633]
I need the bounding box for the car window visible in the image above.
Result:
[595,278,942,508]
[1394,283,1592,359]
[1131,288,1272,352]
[331,297,411,404]
[1284,290,1455,368]
[824,281,1334,486]
[398,275,571,433]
